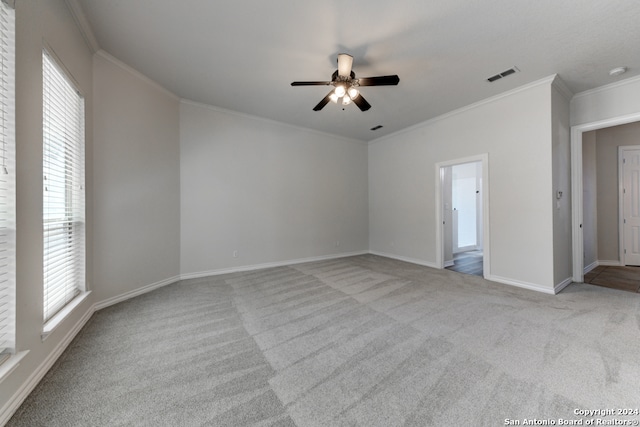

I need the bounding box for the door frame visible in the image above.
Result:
[571,112,640,282]
[435,153,490,278]
[618,145,640,266]
[450,162,482,253]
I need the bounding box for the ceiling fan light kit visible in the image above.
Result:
[291,53,400,111]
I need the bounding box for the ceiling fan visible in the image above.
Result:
[291,53,400,111]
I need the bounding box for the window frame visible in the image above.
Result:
[42,47,87,332]
[0,0,16,361]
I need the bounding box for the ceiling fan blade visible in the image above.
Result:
[337,53,353,78]
[313,91,334,111]
[357,75,400,86]
[291,81,332,86]
[352,94,371,111]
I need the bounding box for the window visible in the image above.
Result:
[42,49,85,323]
[0,0,16,360]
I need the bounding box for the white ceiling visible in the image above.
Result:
[75,0,640,141]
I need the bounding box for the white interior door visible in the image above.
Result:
[622,148,640,266]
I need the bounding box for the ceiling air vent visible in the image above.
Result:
[487,66,520,83]
[370,125,383,131]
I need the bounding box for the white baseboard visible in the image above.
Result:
[369,252,558,295]
[554,277,573,294]
[0,248,565,424]
[485,274,556,295]
[94,275,181,311]
[179,250,369,281]
[1,251,371,424]
[597,259,623,267]
[583,260,599,274]
[368,251,439,269]
[453,245,479,254]
[0,304,94,425]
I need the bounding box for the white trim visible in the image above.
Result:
[435,154,491,279]
[97,252,368,309]
[41,292,91,341]
[97,55,362,146]
[94,276,181,311]
[619,147,626,266]
[0,351,28,385]
[583,260,599,274]
[368,251,439,269]
[64,0,100,52]
[618,146,640,266]
[444,260,455,268]
[597,259,624,267]
[486,274,556,295]
[180,99,367,145]
[180,251,370,281]
[0,305,94,426]
[572,74,640,101]
[370,252,557,295]
[554,277,573,294]
[551,75,574,102]
[369,75,558,145]
[95,50,180,101]
[571,127,584,282]
[570,111,640,283]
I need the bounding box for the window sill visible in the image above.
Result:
[42,291,91,341]
[0,351,29,384]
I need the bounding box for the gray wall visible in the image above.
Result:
[4,0,94,414]
[369,78,559,292]
[594,121,640,262]
[551,83,572,286]
[92,51,181,303]
[179,101,369,277]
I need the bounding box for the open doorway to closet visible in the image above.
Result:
[436,154,490,279]
[575,122,640,293]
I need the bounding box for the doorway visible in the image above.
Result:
[571,113,640,282]
[436,154,490,278]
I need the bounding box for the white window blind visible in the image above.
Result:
[0,0,16,358]
[43,49,85,323]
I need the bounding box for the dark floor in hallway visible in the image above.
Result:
[583,265,640,293]
[446,250,483,277]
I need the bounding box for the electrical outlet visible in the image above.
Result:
[233,250,238,258]
[335,241,340,247]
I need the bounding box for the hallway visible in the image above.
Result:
[446,250,483,277]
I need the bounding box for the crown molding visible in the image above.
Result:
[180,99,367,145]
[96,50,180,101]
[551,75,574,102]
[64,0,100,53]
[369,75,558,145]
[572,73,640,101]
